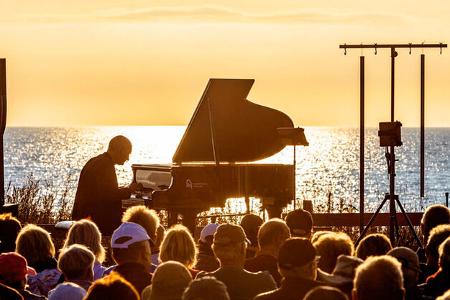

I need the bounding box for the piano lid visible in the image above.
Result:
[173,79,300,163]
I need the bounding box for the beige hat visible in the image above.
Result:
[388,246,420,273]
[318,255,363,286]
[146,261,193,300]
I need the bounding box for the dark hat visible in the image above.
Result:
[285,209,313,237]
[278,238,316,269]
[0,252,28,283]
[213,224,248,246]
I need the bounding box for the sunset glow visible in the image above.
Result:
[1,1,449,127]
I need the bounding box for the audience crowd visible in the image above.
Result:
[1,203,450,300]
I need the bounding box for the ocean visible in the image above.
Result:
[4,126,450,214]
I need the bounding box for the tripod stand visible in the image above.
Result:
[340,43,447,246]
[356,146,421,245]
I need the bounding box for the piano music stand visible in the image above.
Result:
[277,127,309,210]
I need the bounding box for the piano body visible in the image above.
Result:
[131,79,307,230]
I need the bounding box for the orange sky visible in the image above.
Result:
[1,1,449,127]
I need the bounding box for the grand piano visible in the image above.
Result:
[131,79,308,230]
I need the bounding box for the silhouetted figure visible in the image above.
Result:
[254,238,323,300]
[422,237,450,299]
[387,247,422,300]
[16,224,62,297]
[313,232,354,273]
[56,244,94,291]
[142,261,192,300]
[352,256,404,300]
[284,209,313,239]
[418,205,450,262]
[355,233,392,260]
[240,214,263,258]
[106,222,153,294]
[245,218,290,286]
[0,213,21,254]
[420,224,450,283]
[304,286,349,300]
[84,273,139,300]
[195,223,220,272]
[62,219,107,280]
[72,136,139,235]
[318,255,363,298]
[197,224,276,300]
[0,252,46,300]
[182,276,230,300]
[159,224,199,278]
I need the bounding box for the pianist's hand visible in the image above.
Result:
[129,182,143,192]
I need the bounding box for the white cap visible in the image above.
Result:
[200,223,219,243]
[111,222,150,249]
[48,282,86,300]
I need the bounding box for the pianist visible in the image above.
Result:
[71,135,140,235]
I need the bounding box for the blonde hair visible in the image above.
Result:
[63,219,106,263]
[122,205,160,242]
[313,232,354,273]
[16,224,55,267]
[437,290,450,300]
[85,272,139,300]
[439,236,450,270]
[58,244,95,280]
[354,255,404,300]
[159,224,198,267]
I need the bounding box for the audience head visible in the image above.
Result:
[182,276,230,300]
[0,213,21,254]
[355,233,392,260]
[421,204,450,244]
[48,282,86,300]
[304,286,349,300]
[257,218,290,254]
[240,214,263,247]
[144,261,192,300]
[437,290,450,300]
[84,272,139,300]
[107,135,132,165]
[63,219,106,263]
[313,232,354,273]
[159,224,198,268]
[426,224,450,270]
[111,222,152,270]
[438,236,450,271]
[15,224,56,268]
[213,224,248,266]
[122,205,160,245]
[353,255,404,300]
[311,231,333,244]
[387,247,420,288]
[0,252,28,289]
[58,244,95,281]
[199,223,219,245]
[285,209,313,238]
[278,237,317,280]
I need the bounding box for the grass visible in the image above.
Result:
[5,173,72,224]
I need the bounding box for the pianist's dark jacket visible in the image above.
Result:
[72,152,131,235]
